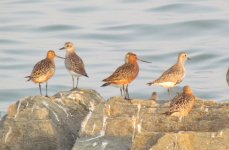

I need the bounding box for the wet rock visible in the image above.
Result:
[0,89,104,150]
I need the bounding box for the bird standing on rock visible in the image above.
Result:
[147,52,190,98]
[101,52,151,100]
[25,50,64,97]
[59,42,88,89]
[164,85,196,122]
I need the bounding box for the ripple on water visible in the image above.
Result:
[35,24,78,32]
[147,3,219,13]
[0,39,23,44]
[62,6,99,13]
[98,19,229,40]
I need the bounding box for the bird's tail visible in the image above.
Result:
[101,82,111,87]
[147,81,155,86]
[162,111,172,115]
[25,76,32,81]
[84,72,89,78]
[162,111,178,115]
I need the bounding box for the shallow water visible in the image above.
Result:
[0,0,229,114]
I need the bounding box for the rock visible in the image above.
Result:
[0,89,104,150]
[146,129,229,150]
[0,89,229,150]
[73,96,229,150]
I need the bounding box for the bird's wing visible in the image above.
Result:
[169,94,195,113]
[66,53,88,76]
[103,63,135,83]
[153,64,184,83]
[30,59,53,79]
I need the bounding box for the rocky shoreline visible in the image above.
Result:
[0,89,228,150]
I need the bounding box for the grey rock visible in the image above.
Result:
[73,96,229,150]
[0,89,229,150]
[0,89,104,150]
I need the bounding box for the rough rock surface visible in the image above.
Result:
[73,96,229,150]
[0,89,104,150]
[0,89,228,150]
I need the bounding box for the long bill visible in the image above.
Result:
[59,47,65,50]
[137,58,151,63]
[187,57,191,60]
[56,55,65,59]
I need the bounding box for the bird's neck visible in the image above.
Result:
[184,92,193,96]
[128,59,138,64]
[66,50,76,56]
[177,59,185,65]
[130,61,139,69]
[47,57,55,63]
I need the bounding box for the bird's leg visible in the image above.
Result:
[120,87,123,97]
[125,85,130,100]
[72,75,75,89]
[168,88,171,99]
[122,85,126,99]
[76,77,79,89]
[39,83,42,96]
[45,82,48,97]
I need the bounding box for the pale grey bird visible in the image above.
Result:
[147,52,190,97]
[59,42,88,89]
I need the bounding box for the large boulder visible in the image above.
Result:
[73,97,229,150]
[0,89,228,150]
[0,89,104,150]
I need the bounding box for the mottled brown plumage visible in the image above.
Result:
[60,42,88,89]
[165,86,196,122]
[147,52,190,97]
[25,50,63,96]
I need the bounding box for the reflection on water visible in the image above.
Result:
[0,0,229,114]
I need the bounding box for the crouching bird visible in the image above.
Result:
[164,85,196,122]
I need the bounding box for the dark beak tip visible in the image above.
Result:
[59,47,65,50]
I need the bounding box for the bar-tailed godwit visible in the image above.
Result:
[147,52,190,98]
[101,52,151,100]
[164,85,196,122]
[25,50,64,97]
[59,42,88,89]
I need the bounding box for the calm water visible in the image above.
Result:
[0,0,229,114]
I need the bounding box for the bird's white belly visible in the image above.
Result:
[69,70,82,77]
[157,82,176,88]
